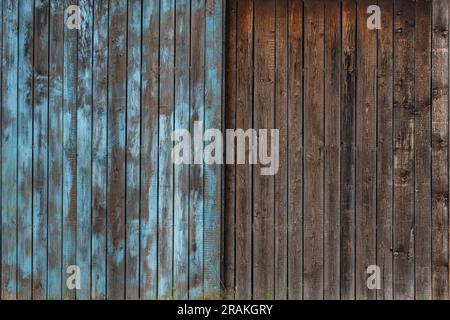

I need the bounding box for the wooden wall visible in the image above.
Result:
[0,0,223,300]
[224,0,450,300]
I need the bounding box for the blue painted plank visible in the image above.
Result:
[1,0,18,300]
[33,0,49,300]
[126,0,141,300]
[62,0,78,300]
[91,0,108,300]
[77,0,93,300]
[189,0,205,299]
[203,0,222,299]
[47,0,64,300]
[158,0,175,299]
[140,0,159,300]
[17,0,34,300]
[173,0,190,300]
[107,0,127,299]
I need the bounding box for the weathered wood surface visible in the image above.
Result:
[0,0,222,300]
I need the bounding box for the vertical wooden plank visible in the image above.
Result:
[414,0,432,300]
[107,0,127,300]
[204,0,222,298]
[287,0,303,300]
[253,0,275,300]
[33,0,49,300]
[275,0,288,300]
[324,0,341,300]
[431,0,449,300]
[1,0,18,300]
[17,0,34,300]
[235,0,252,300]
[341,0,356,300]
[62,0,78,300]
[377,0,394,300]
[125,0,141,300]
[77,0,93,300]
[140,0,159,300]
[91,0,108,300]
[173,0,190,300]
[48,0,64,300]
[224,0,237,300]
[355,0,377,300]
[393,0,415,300]
[158,0,175,299]
[303,0,324,300]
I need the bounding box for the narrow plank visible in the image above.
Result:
[189,0,205,300]
[48,0,64,300]
[341,0,356,300]
[204,0,222,298]
[17,0,34,300]
[414,0,432,300]
[223,0,237,300]
[173,0,190,300]
[287,0,303,300]
[107,0,127,299]
[253,0,275,300]
[62,0,78,300]
[355,0,377,300]
[324,0,341,300]
[431,0,449,300]
[140,0,159,300]
[33,0,49,299]
[125,0,141,300]
[235,0,253,300]
[393,0,415,300]
[274,0,288,300]
[377,0,394,300]
[158,0,175,299]
[303,0,324,300]
[76,0,93,300]
[1,0,18,300]
[91,0,109,300]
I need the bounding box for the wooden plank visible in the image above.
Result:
[414,0,432,300]
[125,0,141,300]
[303,0,324,300]
[77,0,93,300]
[173,0,189,300]
[377,0,394,300]
[355,0,377,300]
[91,0,109,300]
[235,0,253,300]
[253,0,275,300]
[62,0,78,300]
[17,0,34,300]
[158,0,175,299]
[189,0,205,300]
[324,0,341,300]
[1,0,18,300]
[140,0,159,300]
[107,0,127,299]
[431,0,449,300]
[341,0,356,300]
[48,0,64,300]
[204,0,222,298]
[223,0,237,300]
[275,0,288,300]
[33,0,49,300]
[287,0,303,300]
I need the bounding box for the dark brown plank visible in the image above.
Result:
[287,0,303,300]
[324,0,341,300]
[303,0,324,300]
[253,0,275,300]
